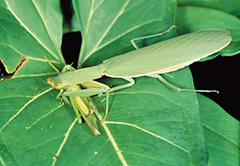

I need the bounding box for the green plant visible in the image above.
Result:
[0,0,239,165]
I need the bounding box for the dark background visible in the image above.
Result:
[190,55,239,120]
[0,1,239,121]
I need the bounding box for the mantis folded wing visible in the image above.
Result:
[47,26,232,123]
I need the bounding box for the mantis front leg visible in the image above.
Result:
[63,80,111,121]
[64,78,135,120]
[65,84,101,136]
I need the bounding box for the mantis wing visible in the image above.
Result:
[103,29,231,78]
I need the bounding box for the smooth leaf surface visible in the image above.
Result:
[178,0,240,16]
[69,1,210,165]
[72,0,177,66]
[1,0,239,165]
[198,94,240,166]
[1,0,207,165]
[176,6,240,60]
[93,68,209,165]
[0,76,74,165]
[0,0,66,165]
[0,0,64,75]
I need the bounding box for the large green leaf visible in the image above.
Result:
[0,0,65,165]
[176,6,240,60]
[93,69,209,165]
[0,0,238,165]
[198,94,240,166]
[0,0,64,74]
[177,0,240,16]
[72,0,177,66]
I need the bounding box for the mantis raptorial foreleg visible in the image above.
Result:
[45,57,101,135]
[56,89,73,106]
[61,83,101,135]
[47,28,231,129]
[63,78,135,120]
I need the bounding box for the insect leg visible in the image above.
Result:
[64,79,135,121]
[68,95,83,124]
[73,96,101,135]
[58,90,72,105]
[66,84,101,135]
[64,88,108,97]
[63,81,110,121]
[102,78,135,120]
[147,74,219,93]
[130,25,177,49]
[109,77,135,92]
[67,79,135,120]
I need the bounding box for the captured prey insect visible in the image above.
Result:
[47,26,232,123]
[46,57,101,136]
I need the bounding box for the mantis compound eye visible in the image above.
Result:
[47,77,64,89]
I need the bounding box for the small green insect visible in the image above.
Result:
[47,26,231,122]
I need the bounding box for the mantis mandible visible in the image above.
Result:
[47,26,232,121]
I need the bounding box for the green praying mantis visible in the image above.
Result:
[46,61,101,135]
[47,26,231,135]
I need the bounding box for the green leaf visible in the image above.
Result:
[72,0,177,66]
[198,94,240,166]
[93,69,209,165]
[0,0,66,165]
[70,1,209,165]
[176,6,240,60]
[1,0,239,165]
[177,0,240,16]
[0,0,64,75]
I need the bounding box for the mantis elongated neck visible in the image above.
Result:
[48,64,104,89]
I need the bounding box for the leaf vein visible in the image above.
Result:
[0,156,6,166]
[51,118,78,166]
[94,109,128,165]
[203,124,239,147]
[0,87,54,131]
[82,0,131,62]
[105,121,188,153]
[5,1,59,62]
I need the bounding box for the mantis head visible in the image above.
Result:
[47,76,64,89]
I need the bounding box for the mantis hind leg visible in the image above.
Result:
[130,25,177,49]
[147,74,219,93]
